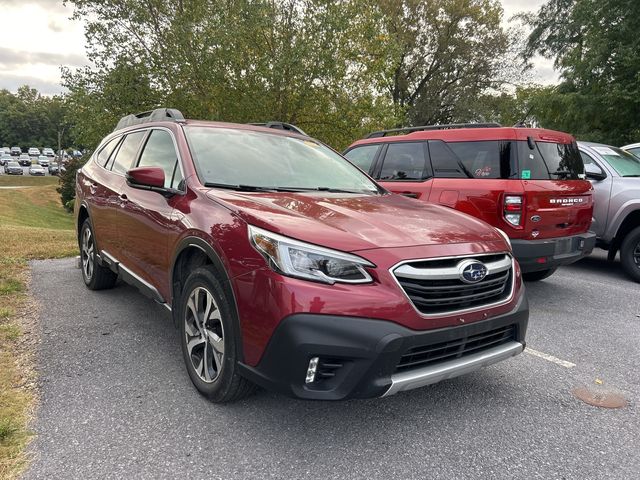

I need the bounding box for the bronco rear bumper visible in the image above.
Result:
[511,232,596,273]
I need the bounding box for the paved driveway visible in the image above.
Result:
[24,252,639,479]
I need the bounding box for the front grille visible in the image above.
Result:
[396,324,516,372]
[393,254,513,315]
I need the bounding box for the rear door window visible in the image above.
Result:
[626,147,640,158]
[445,141,516,179]
[378,142,429,181]
[343,145,380,173]
[108,131,146,175]
[137,130,183,189]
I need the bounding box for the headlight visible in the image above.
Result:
[248,225,375,284]
[495,228,512,250]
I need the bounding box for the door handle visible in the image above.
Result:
[400,192,418,198]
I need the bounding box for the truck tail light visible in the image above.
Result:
[504,195,523,226]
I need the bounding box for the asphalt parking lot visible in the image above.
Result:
[24,250,639,480]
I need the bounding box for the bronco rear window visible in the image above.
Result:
[519,141,584,180]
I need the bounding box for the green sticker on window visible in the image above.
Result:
[521,169,531,179]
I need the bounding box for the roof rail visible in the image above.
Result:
[114,108,185,132]
[248,121,307,136]
[366,122,502,138]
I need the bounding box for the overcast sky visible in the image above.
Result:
[0,0,556,96]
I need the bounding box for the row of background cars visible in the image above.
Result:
[0,146,65,175]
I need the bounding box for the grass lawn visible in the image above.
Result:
[0,175,77,478]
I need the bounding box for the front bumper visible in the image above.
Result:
[511,232,596,273]
[238,290,528,400]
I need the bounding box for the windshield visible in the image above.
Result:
[185,127,380,193]
[591,146,640,177]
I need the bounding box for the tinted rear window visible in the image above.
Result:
[429,140,516,179]
[532,141,584,180]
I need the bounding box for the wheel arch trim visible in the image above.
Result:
[169,235,246,363]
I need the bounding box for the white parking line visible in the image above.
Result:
[525,348,576,368]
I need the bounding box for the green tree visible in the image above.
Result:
[0,87,71,150]
[521,0,640,144]
[65,0,399,149]
[368,0,513,126]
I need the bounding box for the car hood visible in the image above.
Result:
[205,190,504,252]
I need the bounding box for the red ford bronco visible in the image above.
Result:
[345,124,596,281]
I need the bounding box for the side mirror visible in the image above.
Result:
[585,171,606,181]
[126,167,168,193]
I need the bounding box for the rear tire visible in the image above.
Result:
[620,226,640,283]
[179,266,255,403]
[79,219,117,290]
[522,268,557,282]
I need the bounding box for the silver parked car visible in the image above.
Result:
[29,164,46,176]
[37,155,49,167]
[5,161,24,175]
[578,141,640,282]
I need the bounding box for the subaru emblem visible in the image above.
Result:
[458,260,488,284]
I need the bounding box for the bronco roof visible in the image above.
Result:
[350,126,575,148]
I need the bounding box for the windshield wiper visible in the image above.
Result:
[204,182,276,192]
[286,186,379,194]
[622,174,640,177]
[204,183,378,194]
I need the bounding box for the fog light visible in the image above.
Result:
[305,357,319,384]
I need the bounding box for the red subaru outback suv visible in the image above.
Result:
[75,109,528,402]
[345,124,596,281]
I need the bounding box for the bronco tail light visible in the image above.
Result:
[504,195,523,226]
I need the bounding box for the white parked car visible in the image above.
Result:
[43,147,55,157]
[28,147,41,157]
[37,155,49,167]
[29,164,46,176]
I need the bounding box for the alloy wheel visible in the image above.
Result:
[81,226,94,281]
[184,287,225,383]
[634,241,640,268]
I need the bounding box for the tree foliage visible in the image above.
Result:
[521,0,640,144]
[370,0,512,125]
[0,87,70,149]
[63,0,514,149]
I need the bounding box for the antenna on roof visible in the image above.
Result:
[513,106,534,128]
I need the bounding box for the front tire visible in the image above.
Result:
[620,226,640,283]
[79,218,117,290]
[179,266,254,403]
[522,268,557,282]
